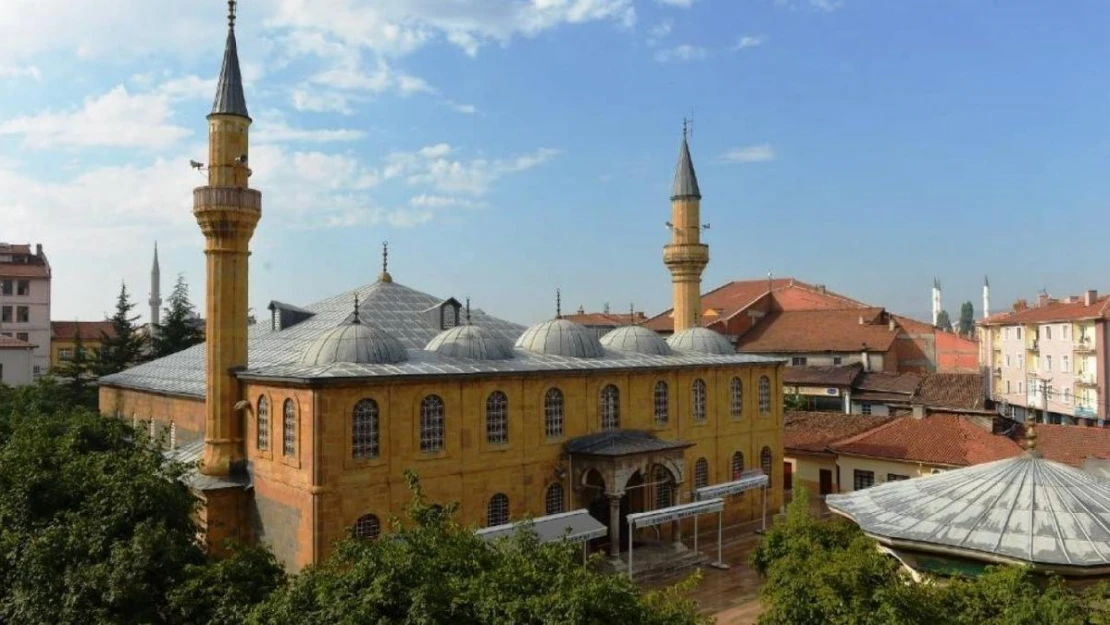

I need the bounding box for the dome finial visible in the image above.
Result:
[465,297,472,325]
[352,294,361,324]
[1025,421,1039,454]
[228,0,237,29]
[378,241,393,283]
[556,288,562,319]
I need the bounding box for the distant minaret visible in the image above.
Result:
[982,275,990,319]
[932,278,942,326]
[663,120,709,332]
[149,242,162,337]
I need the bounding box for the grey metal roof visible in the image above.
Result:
[515,318,605,359]
[564,430,693,457]
[666,327,735,355]
[671,136,701,200]
[298,320,408,366]
[827,453,1110,571]
[476,509,607,543]
[425,324,515,361]
[162,439,249,490]
[600,325,673,356]
[211,27,249,118]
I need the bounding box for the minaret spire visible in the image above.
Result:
[556,288,562,319]
[983,275,991,319]
[378,241,392,283]
[212,0,249,119]
[663,120,709,332]
[149,242,162,337]
[671,118,701,200]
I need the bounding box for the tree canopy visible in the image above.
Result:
[153,274,206,358]
[935,309,953,332]
[95,282,148,376]
[752,490,1109,625]
[958,301,975,335]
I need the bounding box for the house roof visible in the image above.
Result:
[913,373,987,411]
[643,278,867,333]
[830,414,1022,467]
[784,411,893,454]
[0,263,50,278]
[735,308,898,354]
[855,371,921,395]
[51,321,117,342]
[0,335,35,349]
[782,363,863,387]
[980,295,1110,325]
[1019,423,1110,469]
[565,429,693,457]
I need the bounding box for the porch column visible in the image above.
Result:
[671,483,683,544]
[608,494,622,558]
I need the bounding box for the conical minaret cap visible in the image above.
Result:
[671,130,701,200]
[211,2,250,119]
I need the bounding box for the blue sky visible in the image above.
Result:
[3,0,1110,326]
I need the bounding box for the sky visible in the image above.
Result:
[3,0,1110,327]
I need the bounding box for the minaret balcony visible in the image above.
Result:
[663,243,709,268]
[193,186,262,211]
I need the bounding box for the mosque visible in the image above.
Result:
[98,2,785,571]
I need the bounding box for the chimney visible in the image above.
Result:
[888,317,896,332]
[1037,293,1050,308]
[816,284,827,293]
[1014,299,1028,312]
[911,404,926,419]
[577,305,585,315]
[35,243,42,257]
[1085,290,1098,306]
[860,346,871,372]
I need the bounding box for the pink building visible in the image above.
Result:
[0,243,52,378]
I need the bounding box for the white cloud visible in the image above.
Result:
[656,0,697,7]
[0,64,41,80]
[252,111,366,144]
[446,100,478,115]
[774,0,844,12]
[384,144,559,195]
[410,194,479,209]
[291,88,354,115]
[719,144,776,163]
[646,19,672,46]
[0,85,190,149]
[733,35,767,50]
[654,44,708,63]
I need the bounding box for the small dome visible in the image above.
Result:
[515,318,604,359]
[299,321,408,366]
[666,327,734,355]
[600,325,672,356]
[426,324,515,360]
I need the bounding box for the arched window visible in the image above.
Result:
[600,384,620,430]
[486,391,508,445]
[545,483,565,515]
[730,377,743,418]
[352,399,380,459]
[654,465,672,508]
[487,493,509,527]
[694,458,709,489]
[692,378,707,423]
[420,395,445,452]
[543,388,564,439]
[653,381,669,425]
[283,399,297,457]
[761,446,773,487]
[758,375,772,415]
[353,514,380,540]
[256,396,270,451]
[731,451,745,480]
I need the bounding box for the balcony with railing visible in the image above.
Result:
[1074,337,1095,353]
[1076,371,1098,387]
[1026,339,1039,352]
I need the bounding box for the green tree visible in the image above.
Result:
[958,301,975,336]
[153,274,206,358]
[0,382,283,624]
[249,471,709,625]
[94,282,147,376]
[784,392,808,411]
[935,309,953,332]
[53,326,96,409]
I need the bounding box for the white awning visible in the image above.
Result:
[476,509,607,544]
[626,497,725,529]
[694,469,768,500]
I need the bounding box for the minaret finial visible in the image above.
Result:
[556,288,562,319]
[682,117,689,142]
[352,294,361,324]
[465,297,472,325]
[378,241,393,283]
[228,0,237,29]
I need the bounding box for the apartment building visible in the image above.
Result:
[980,290,1106,426]
[0,243,52,377]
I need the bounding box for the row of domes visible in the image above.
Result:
[300,315,735,366]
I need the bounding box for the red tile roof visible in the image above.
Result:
[980,295,1110,325]
[855,371,921,395]
[736,308,898,353]
[51,321,116,342]
[913,373,987,411]
[830,414,1022,467]
[784,411,893,453]
[783,364,863,387]
[0,335,35,349]
[0,263,50,278]
[1019,423,1110,468]
[643,278,867,332]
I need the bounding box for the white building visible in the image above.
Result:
[0,243,52,377]
[0,335,35,386]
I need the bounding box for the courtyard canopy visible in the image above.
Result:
[476,509,607,544]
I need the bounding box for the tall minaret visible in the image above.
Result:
[149,242,162,337]
[663,121,708,332]
[982,275,990,319]
[194,0,260,477]
[932,278,942,326]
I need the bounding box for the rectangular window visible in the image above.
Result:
[1006,380,1011,393]
[0,307,10,323]
[0,280,11,295]
[1045,326,1052,340]
[853,470,875,490]
[59,348,73,361]
[1045,355,1052,371]
[15,306,29,323]
[15,280,29,296]
[1006,355,1011,367]
[16,332,28,342]
[1063,325,1069,339]
[861,402,872,415]
[832,357,842,365]
[886,473,909,482]
[1016,328,1022,340]
[791,357,807,366]
[1003,327,1009,340]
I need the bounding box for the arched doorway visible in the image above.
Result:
[581,469,609,551]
